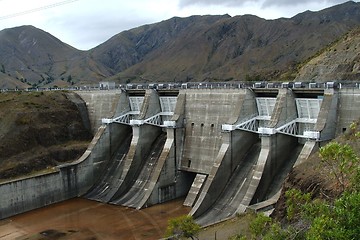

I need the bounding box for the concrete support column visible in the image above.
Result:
[316,89,339,143]
[140,127,187,208]
[240,135,271,208]
[114,91,131,115]
[269,88,297,128]
[139,89,161,119]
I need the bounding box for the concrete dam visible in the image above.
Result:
[1,85,360,226]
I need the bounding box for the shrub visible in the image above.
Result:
[165,215,201,240]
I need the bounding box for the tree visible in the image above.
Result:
[165,215,201,240]
[249,213,293,240]
[249,213,272,237]
[306,191,360,240]
[285,189,311,221]
[319,142,358,191]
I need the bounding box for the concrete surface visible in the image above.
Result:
[2,87,360,226]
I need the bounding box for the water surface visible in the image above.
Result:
[0,198,190,240]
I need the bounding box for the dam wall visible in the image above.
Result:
[189,89,259,217]
[76,90,122,134]
[180,89,248,174]
[2,87,360,222]
[0,125,104,219]
[337,88,360,135]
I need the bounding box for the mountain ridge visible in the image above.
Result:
[1,1,360,88]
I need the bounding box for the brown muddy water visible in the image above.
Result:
[0,198,190,240]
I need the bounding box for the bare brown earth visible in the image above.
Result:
[0,91,92,181]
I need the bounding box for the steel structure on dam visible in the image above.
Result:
[0,82,359,227]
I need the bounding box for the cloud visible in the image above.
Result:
[178,0,258,8]
[262,0,346,7]
[178,0,349,9]
[50,16,156,50]
[44,3,155,49]
[50,0,178,49]
[1,0,357,50]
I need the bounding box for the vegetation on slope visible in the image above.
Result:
[0,91,92,181]
[165,215,201,239]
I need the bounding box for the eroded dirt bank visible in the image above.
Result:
[0,91,92,181]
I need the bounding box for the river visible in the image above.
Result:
[0,197,190,240]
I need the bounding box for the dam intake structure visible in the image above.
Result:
[1,83,359,227]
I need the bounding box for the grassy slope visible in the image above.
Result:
[0,91,92,181]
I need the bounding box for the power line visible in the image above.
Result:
[0,0,81,20]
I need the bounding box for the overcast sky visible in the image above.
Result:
[0,0,357,50]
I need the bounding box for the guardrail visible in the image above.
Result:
[1,80,359,93]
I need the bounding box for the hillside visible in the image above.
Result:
[0,26,112,89]
[0,2,360,88]
[295,27,360,81]
[90,15,229,74]
[109,1,360,83]
[0,91,92,181]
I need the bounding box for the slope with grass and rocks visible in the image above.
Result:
[0,91,92,181]
[295,27,360,82]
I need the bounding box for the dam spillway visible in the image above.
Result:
[82,86,337,226]
[0,84,359,226]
